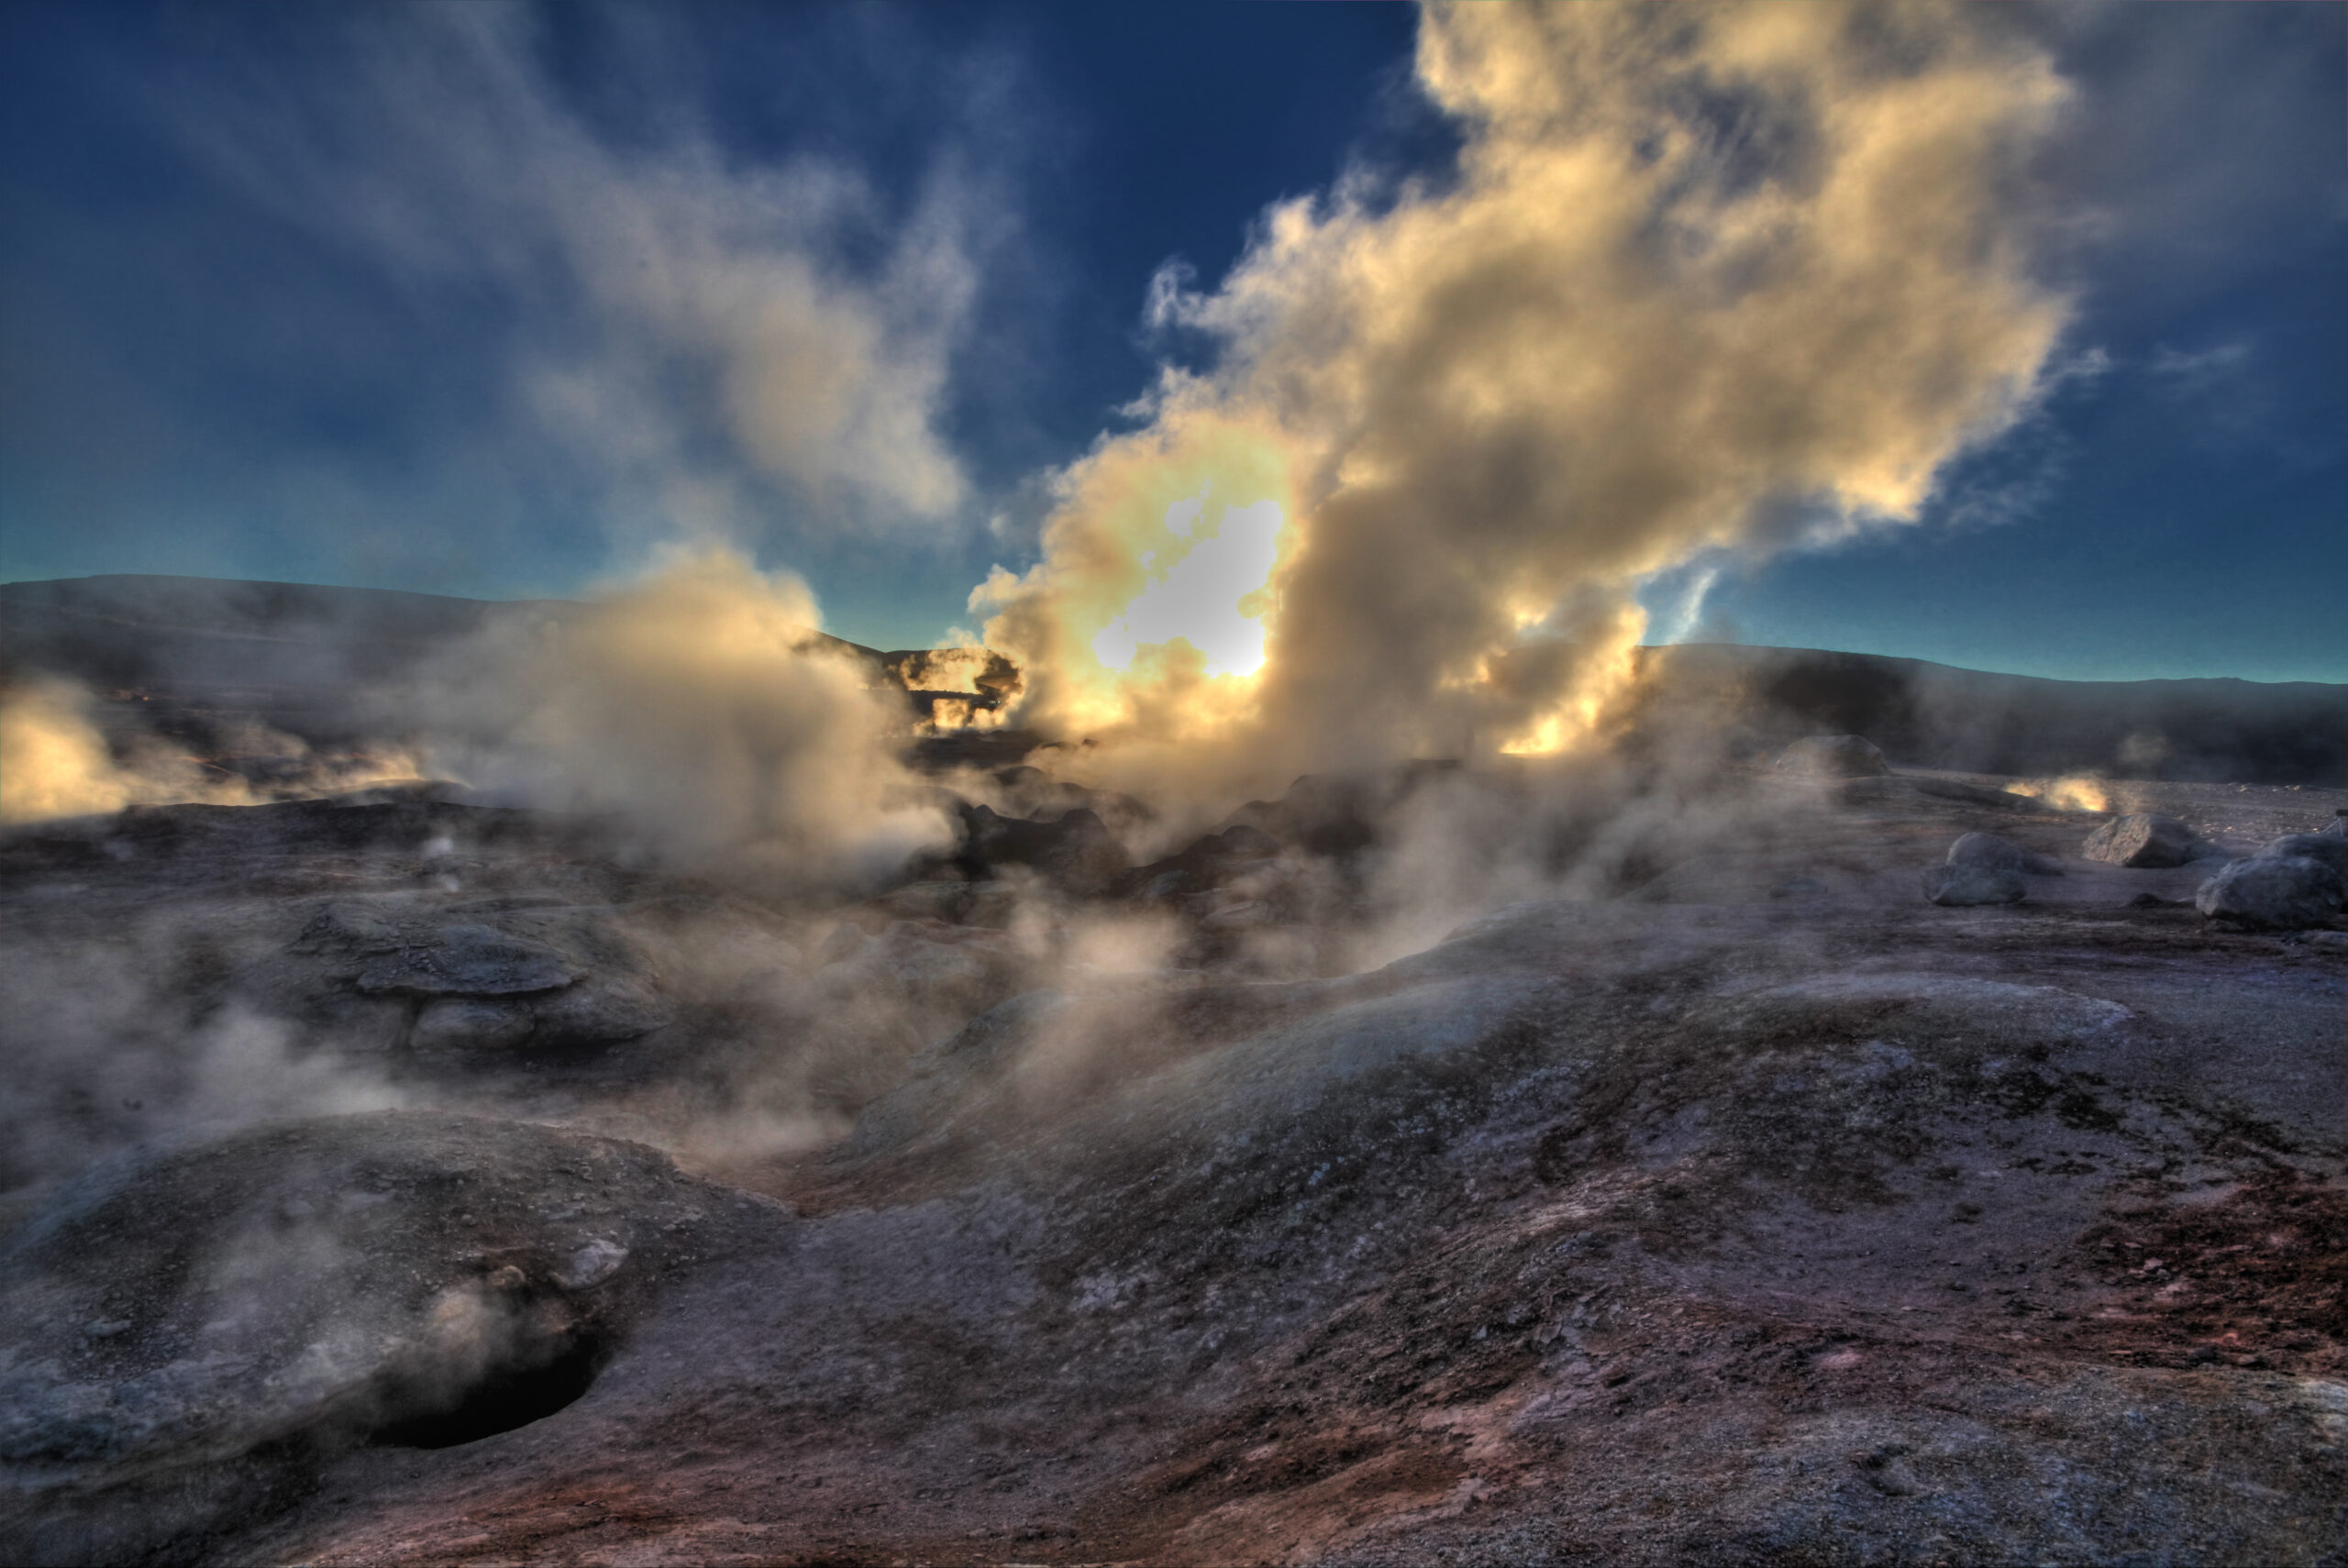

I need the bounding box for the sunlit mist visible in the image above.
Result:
[980,2,2069,799]
[1090,495,1284,679]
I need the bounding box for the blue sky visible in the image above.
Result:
[2,1,2342,681]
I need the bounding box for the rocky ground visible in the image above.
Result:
[1,758,2342,1566]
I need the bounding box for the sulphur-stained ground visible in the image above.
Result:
[2,768,2342,1566]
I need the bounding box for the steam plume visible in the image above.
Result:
[980,2,2069,795]
[408,552,947,884]
[0,679,256,823]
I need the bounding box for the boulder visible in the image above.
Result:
[2194,856,2346,931]
[2079,812,2199,868]
[1775,734,1889,778]
[1921,864,2026,907]
[2258,832,2348,877]
[1945,832,2064,877]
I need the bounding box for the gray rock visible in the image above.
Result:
[2259,832,2348,876]
[531,977,675,1047]
[410,997,537,1055]
[2079,812,2199,868]
[1946,832,2063,877]
[1921,864,2026,906]
[2194,856,2346,931]
[356,923,581,996]
[1768,877,1828,900]
[0,1113,725,1564]
[1775,734,1889,778]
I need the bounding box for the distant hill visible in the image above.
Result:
[0,574,1017,745]
[4,577,2339,784]
[1626,643,2346,787]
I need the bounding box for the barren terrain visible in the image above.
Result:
[4,741,2342,1566]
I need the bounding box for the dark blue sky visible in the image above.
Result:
[2,1,2342,680]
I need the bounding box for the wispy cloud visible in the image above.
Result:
[2147,338,2253,397]
[161,3,1012,562]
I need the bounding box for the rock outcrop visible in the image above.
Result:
[271,899,679,1057]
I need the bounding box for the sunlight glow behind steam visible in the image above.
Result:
[1090,495,1285,679]
[981,2,2072,800]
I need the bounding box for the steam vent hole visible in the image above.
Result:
[369,1331,610,1449]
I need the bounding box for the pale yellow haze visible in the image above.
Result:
[0,680,147,823]
[976,1,2068,794]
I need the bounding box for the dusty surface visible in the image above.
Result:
[3,767,2343,1566]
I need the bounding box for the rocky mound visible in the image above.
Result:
[0,1112,768,1567]
[1627,643,2348,787]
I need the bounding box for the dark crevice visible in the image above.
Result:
[367,1331,611,1449]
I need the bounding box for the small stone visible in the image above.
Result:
[1856,1444,1924,1496]
[556,1238,629,1290]
[2080,813,2200,868]
[1922,864,2026,906]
